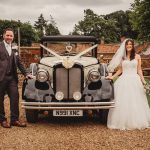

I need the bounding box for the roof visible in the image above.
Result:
[41,35,99,43]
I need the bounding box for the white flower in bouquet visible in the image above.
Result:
[144,82,150,95]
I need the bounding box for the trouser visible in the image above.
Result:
[0,75,19,122]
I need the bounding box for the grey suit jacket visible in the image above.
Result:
[0,41,27,82]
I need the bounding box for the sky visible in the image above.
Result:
[0,0,134,35]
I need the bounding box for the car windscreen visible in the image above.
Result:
[42,42,95,57]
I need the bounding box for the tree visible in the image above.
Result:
[34,14,60,38]
[0,20,38,46]
[129,0,150,41]
[34,14,47,38]
[0,20,21,41]
[20,23,38,46]
[72,9,119,43]
[45,15,60,35]
[104,10,138,40]
[72,9,100,36]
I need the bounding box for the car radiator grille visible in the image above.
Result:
[54,66,82,99]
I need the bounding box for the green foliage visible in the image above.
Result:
[129,0,150,41]
[72,9,136,43]
[0,13,60,45]
[105,10,138,40]
[0,20,20,41]
[45,24,60,35]
[0,20,38,46]
[73,9,100,36]
[72,9,117,43]
[34,14,60,38]
[45,15,60,35]
[34,14,47,38]
[20,23,39,46]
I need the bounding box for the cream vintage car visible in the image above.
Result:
[21,35,114,123]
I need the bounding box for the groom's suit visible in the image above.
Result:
[0,41,27,122]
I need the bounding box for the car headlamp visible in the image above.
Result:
[73,92,82,101]
[88,70,100,82]
[37,69,49,82]
[55,91,64,101]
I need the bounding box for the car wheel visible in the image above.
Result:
[99,109,109,124]
[25,109,38,123]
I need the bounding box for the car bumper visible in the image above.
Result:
[21,101,115,110]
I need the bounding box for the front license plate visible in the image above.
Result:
[53,110,83,117]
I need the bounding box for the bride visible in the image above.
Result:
[106,38,150,130]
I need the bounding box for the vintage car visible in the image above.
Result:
[21,35,114,123]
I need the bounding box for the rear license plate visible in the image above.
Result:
[53,110,83,117]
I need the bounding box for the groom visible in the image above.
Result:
[0,28,30,128]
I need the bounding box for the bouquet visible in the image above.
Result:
[144,82,150,95]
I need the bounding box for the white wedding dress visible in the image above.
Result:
[107,59,150,130]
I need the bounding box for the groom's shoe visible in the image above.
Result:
[1,120,11,128]
[11,120,27,127]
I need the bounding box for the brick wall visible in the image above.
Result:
[97,42,150,67]
[19,43,150,68]
[20,47,40,68]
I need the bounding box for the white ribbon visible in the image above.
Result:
[40,44,98,69]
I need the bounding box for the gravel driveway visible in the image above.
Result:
[0,89,150,150]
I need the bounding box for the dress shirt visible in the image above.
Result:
[4,41,12,56]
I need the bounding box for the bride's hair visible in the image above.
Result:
[125,39,135,61]
[108,38,136,72]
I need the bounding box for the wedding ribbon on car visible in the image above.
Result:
[40,44,98,69]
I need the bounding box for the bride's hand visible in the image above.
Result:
[105,75,113,80]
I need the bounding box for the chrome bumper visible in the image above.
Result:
[21,101,115,110]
